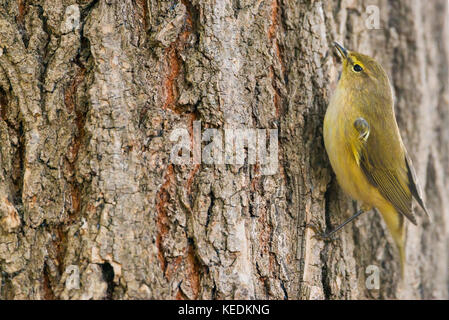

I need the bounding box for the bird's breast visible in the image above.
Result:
[323,92,375,203]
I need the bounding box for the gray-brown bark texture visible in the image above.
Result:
[0,0,448,300]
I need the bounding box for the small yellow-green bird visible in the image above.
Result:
[322,42,429,274]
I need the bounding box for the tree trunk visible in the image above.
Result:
[0,0,448,300]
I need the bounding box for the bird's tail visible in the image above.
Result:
[379,206,406,277]
[395,226,406,278]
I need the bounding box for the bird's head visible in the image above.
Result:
[333,42,390,93]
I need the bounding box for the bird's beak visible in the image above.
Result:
[334,42,348,60]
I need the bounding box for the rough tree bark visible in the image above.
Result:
[0,0,448,300]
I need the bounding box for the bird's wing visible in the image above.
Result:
[352,117,418,225]
[404,149,430,217]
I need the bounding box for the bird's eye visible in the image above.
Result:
[353,64,363,72]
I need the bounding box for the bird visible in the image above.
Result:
[319,42,429,275]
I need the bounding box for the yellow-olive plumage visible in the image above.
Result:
[324,43,429,274]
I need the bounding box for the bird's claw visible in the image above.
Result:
[304,223,337,242]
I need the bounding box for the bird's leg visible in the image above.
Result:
[321,209,365,238]
[354,117,370,142]
[305,208,366,240]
